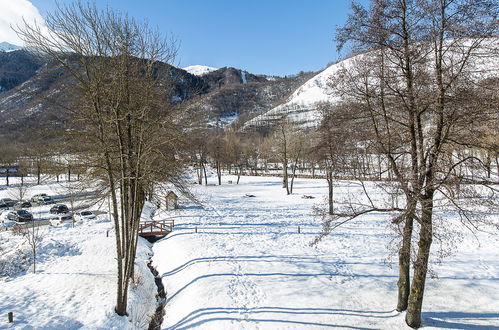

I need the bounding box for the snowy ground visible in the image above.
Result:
[0,178,158,329]
[152,175,499,329]
[1,175,498,329]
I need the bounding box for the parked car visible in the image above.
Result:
[50,213,74,226]
[39,196,55,205]
[31,194,54,205]
[16,200,32,209]
[0,198,17,207]
[50,204,70,214]
[0,201,9,210]
[30,193,48,202]
[6,210,33,222]
[74,210,97,221]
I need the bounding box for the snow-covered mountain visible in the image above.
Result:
[243,57,355,130]
[244,38,499,131]
[0,42,22,52]
[183,65,218,76]
[0,51,313,139]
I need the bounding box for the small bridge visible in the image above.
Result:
[139,219,174,237]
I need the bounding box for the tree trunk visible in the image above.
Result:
[283,162,289,194]
[495,157,499,183]
[37,162,41,184]
[397,214,413,311]
[202,162,208,186]
[237,167,241,184]
[327,169,333,215]
[406,196,433,328]
[216,160,222,185]
[197,162,203,184]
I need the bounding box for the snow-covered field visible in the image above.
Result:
[1,174,498,329]
[153,175,499,329]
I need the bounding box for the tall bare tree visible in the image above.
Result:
[332,0,499,327]
[17,2,184,316]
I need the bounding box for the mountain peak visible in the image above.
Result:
[0,42,22,52]
[183,65,218,76]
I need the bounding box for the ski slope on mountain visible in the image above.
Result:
[183,65,218,76]
[152,175,499,329]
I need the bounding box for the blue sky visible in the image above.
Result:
[29,0,365,76]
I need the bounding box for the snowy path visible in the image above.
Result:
[152,175,499,329]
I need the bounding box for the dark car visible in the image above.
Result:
[0,198,17,207]
[0,201,8,210]
[7,210,33,222]
[18,200,32,208]
[39,196,55,205]
[50,204,70,214]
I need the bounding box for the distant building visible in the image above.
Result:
[165,191,179,210]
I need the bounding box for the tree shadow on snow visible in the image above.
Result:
[1,314,83,330]
[160,255,375,277]
[168,306,397,329]
[424,311,499,329]
[165,271,397,304]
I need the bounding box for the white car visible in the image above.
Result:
[49,213,74,226]
[73,211,97,221]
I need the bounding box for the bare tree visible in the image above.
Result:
[274,121,293,194]
[313,102,359,215]
[332,0,499,327]
[17,1,184,316]
[17,220,44,274]
[207,131,224,185]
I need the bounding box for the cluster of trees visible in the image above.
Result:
[0,138,86,186]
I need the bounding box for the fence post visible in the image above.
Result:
[8,312,13,323]
[298,226,301,234]
[195,226,197,233]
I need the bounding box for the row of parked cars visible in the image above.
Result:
[0,193,56,210]
[1,201,97,225]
